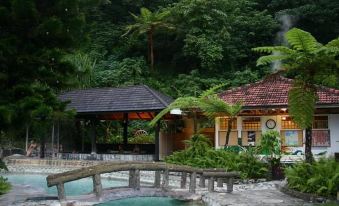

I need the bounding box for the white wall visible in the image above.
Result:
[214,114,339,156]
[328,114,339,155]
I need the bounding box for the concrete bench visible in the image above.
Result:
[202,171,240,193]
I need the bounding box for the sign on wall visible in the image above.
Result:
[312,130,330,147]
[284,130,299,146]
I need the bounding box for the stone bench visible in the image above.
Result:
[202,171,240,193]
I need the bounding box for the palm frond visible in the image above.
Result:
[149,96,201,126]
[285,28,318,53]
[199,83,226,98]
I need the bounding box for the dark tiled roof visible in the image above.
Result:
[59,85,173,113]
[219,74,339,108]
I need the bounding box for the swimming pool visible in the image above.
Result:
[3,173,127,196]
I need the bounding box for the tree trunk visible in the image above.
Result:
[193,111,198,134]
[40,136,45,158]
[224,118,233,147]
[305,127,314,163]
[147,29,154,72]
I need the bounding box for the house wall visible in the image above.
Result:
[215,114,339,156]
[329,114,339,155]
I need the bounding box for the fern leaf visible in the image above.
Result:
[256,54,288,66]
[200,83,226,98]
[285,28,318,52]
[288,83,316,129]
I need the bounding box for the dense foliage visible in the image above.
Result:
[1,0,339,149]
[285,158,339,197]
[165,134,268,179]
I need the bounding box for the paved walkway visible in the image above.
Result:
[202,189,309,206]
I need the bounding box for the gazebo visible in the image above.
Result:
[58,85,173,161]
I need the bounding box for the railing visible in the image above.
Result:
[46,161,240,201]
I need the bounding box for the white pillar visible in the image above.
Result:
[215,117,219,149]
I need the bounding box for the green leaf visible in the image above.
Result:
[285,28,318,52]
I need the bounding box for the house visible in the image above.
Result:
[215,74,339,157]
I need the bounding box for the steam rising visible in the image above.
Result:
[272,15,295,71]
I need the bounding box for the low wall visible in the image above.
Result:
[57,153,154,161]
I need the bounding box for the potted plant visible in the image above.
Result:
[259,131,283,180]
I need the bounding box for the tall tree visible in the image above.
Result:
[253,28,339,163]
[0,0,86,134]
[123,7,174,71]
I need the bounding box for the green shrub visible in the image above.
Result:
[165,134,268,179]
[285,158,339,197]
[128,135,154,144]
[0,176,11,195]
[0,159,7,171]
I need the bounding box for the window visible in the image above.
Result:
[241,117,261,146]
[313,116,328,129]
[281,116,300,129]
[242,117,261,130]
[219,117,237,130]
[312,116,330,147]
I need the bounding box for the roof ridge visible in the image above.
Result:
[142,85,169,107]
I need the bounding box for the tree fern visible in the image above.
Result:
[285,28,318,53]
[288,82,316,129]
[255,54,288,66]
[252,46,296,54]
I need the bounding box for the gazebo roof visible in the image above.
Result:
[219,74,339,109]
[59,85,173,114]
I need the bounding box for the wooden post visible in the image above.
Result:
[129,169,135,188]
[90,120,97,154]
[217,178,223,187]
[208,177,215,192]
[226,178,233,193]
[154,170,161,188]
[57,121,60,153]
[129,169,140,190]
[135,169,140,190]
[25,125,29,152]
[189,172,197,193]
[199,175,205,188]
[93,174,102,197]
[162,169,169,189]
[51,123,55,158]
[180,172,187,189]
[123,113,128,147]
[57,183,66,201]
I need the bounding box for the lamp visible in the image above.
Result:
[170,108,182,115]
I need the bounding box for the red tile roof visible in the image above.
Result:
[219,74,339,108]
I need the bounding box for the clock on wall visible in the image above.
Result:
[266,119,276,129]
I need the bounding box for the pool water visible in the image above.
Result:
[3,174,204,205]
[3,174,127,196]
[96,197,203,206]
